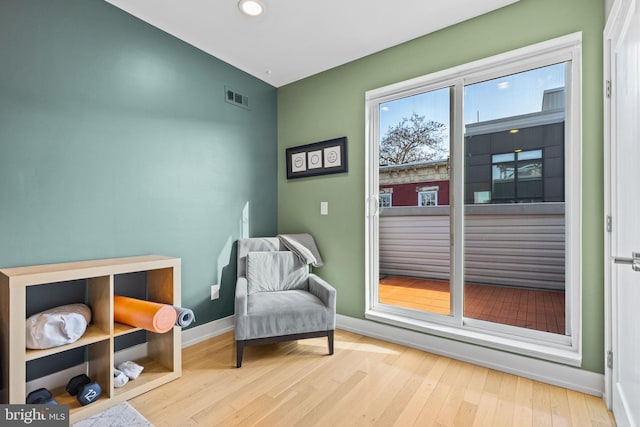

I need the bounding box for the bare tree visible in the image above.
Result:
[379,113,447,165]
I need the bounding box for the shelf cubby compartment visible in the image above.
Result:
[24,274,112,359]
[25,339,113,422]
[113,355,177,400]
[112,325,180,401]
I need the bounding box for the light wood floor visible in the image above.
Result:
[129,330,615,427]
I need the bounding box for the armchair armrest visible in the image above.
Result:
[308,274,336,312]
[235,277,248,318]
[234,277,249,340]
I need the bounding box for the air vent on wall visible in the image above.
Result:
[225,86,249,109]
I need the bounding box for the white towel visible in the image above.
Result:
[26,304,92,350]
[278,233,324,267]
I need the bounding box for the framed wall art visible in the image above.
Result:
[286,137,348,179]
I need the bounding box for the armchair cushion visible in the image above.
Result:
[246,251,308,294]
[244,290,330,339]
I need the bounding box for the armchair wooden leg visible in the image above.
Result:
[236,340,245,368]
[327,330,334,355]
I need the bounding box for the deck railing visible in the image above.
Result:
[379,203,565,290]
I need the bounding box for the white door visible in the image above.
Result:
[605,1,640,426]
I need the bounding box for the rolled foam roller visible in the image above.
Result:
[173,306,195,327]
[113,295,177,333]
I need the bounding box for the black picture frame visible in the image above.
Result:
[286,137,348,179]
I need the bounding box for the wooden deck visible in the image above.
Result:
[379,276,566,334]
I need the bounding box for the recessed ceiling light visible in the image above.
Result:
[238,0,265,17]
[509,129,520,134]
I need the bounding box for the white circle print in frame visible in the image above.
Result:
[291,151,307,173]
[308,150,323,169]
[324,145,341,168]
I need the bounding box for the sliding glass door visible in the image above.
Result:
[377,87,452,317]
[463,64,568,335]
[366,35,581,356]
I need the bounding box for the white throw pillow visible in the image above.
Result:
[26,303,92,349]
[246,251,309,294]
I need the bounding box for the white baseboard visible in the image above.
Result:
[336,314,604,397]
[181,315,234,348]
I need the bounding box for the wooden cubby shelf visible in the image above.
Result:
[0,255,182,424]
[25,326,110,362]
[113,322,143,337]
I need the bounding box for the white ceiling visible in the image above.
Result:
[104,0,519,88]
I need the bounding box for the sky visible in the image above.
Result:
[379,62,566,156]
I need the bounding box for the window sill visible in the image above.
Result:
[365,308,582,367]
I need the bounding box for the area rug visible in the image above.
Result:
[71,402,154,427]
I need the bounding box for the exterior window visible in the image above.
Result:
[491,149,543,202]
[418,191,438,206]
[379,193,392,208]
[366,34,582,365]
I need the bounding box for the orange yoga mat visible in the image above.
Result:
[114,295,177,333]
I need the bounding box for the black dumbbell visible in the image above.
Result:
[26,388,57,405]
[66,374,102,406]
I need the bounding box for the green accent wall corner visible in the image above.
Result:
[277,0,605,373]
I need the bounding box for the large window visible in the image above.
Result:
[365,34,582,365]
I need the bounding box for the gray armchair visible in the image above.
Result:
[234,237,336,367]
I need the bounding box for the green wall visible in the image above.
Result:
[278,0,605,373]
[0,0,277,325]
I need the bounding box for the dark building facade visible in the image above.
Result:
[464,88,565,204]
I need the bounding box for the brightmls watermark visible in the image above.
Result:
[0,405,69,427]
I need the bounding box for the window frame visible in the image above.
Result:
[491,149,545,202]
[379,193,392,208]
[364,33,582,366]
[418,190,438,206]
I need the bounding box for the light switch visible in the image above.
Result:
[211,284,220,300]
[320,201,328,215]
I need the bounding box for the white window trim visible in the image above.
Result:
[364,32,582,366]
[379,193,392,207]
[418,190,438,206]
